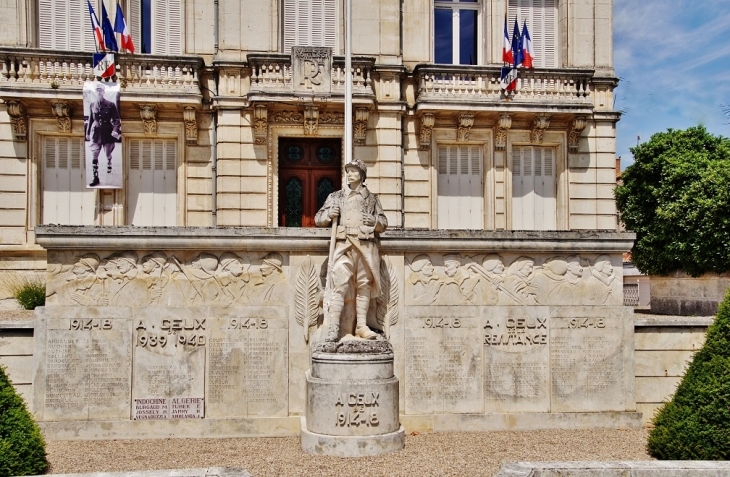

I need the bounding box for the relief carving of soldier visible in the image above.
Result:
[247,252,285,304]
[408,254,443,305]
[315,159,387,341]
[503,256,538,305]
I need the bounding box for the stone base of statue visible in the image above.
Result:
[300,340,404,456]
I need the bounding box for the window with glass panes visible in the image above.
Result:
[434,0,480,65]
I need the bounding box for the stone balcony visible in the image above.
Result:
[413,64,605,114]
[0,48,204,107]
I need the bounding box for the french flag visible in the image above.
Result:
[521,20,534,68]
[114,2,136,54]
[87,1,105,51]
[501,20,522,92]
[502,17,513,64]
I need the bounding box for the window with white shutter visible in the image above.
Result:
[283,0,337,54]
[511,146,556,230]
[508,0,557,68]
[437,145,483,229]
[128,0,182,54]
[38,0,97,51]
[42,137,96,225]
[127,138,177,226]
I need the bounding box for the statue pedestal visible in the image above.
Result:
[301,348,404,456]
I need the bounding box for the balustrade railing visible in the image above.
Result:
[415,65,594,104]
[248,54,374,96]
[0,48,202,94]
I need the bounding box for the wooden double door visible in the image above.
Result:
[278,138,341,227]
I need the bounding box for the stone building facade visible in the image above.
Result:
[0,1,637,436]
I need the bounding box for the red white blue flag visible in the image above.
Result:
[101,2,119,52]
[87,1,105,51]
[521,20,534,68]
[502,17,513,64]
[114,2,136,54]
[93,52,116,78]
[500,20,522,91]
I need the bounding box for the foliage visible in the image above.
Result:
[0,274,45,310]
[646,289,730,459]
[615,126,730,276]
[0,365,49,476]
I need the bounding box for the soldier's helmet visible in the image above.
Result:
[345,159,367,181]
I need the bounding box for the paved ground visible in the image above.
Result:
[46,429,652,476]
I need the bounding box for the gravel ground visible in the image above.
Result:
[46,429,652,476]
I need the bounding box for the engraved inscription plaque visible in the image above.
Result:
[550,306,629,412]
[205,306,288,418]
[482,306,550,413]
[40,307,132,421]
[132,307,207,419]
[292,46,332,95]
[404,306,482,414]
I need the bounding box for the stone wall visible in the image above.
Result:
[634,315,712,426]
[28,226,644,438]
[650,274,730,316]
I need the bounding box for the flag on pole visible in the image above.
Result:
[114,2,135,54]
[521,20,534,68]
[511,19,523,68]
[500,20,522,92]
[87,1,105,51]
[502,16,513,64]
[101,2,119,52]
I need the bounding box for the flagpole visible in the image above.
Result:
[344,0,352,165]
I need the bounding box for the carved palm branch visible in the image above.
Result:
[295,255,320,343]
[377,255,399,330]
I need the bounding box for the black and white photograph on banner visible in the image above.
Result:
[83,81,122,189]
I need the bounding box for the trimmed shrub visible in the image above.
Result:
[0,365,49,475]
[0,274,45,310]
[647,289,730,459]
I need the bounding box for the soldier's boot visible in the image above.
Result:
[355,295,377,340]
[89,160,100,187]
[325,297,343,342]
[107,158,112,173]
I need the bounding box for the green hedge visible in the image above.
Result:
[615,126,730,276]
[0,365,48,476]
[647,289,730,459]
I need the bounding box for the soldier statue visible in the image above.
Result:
[315,159,387,342]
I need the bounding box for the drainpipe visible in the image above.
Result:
[400,114,406,228]
[211,109,218,227]
[214,0,219,54]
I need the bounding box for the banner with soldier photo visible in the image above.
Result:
[83,81,122,188]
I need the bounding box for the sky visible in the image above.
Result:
[613,0,730,169]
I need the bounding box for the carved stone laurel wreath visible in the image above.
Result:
[294,254,321,343]
[376,254,399,337]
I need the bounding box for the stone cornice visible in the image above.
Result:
[35,226,635,254]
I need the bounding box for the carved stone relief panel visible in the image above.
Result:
[404,253,621,307]
[45,250,289,308]
[292,46,332,95]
